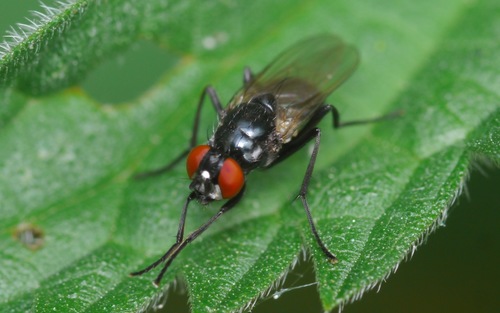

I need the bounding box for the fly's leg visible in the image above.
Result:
[134,86,224,179]
[130,187,244,286]
[296,128,338,263]
[328,105,402,129]
[130,187,245,286]
[152,186,245,286]
[268,105,400,263]
[129,192,196,277]
[295,104,401,133]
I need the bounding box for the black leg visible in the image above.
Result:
[267,105,400,262]
[134,86,224,180]
[299,105,401,133]
[329,105,403,129]
[296,128,337,264]
[204,86,225,120]
[129,192,196,276]
[273,126,338,263]
[152,185,245,286]
[270,104,401,167]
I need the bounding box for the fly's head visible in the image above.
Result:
[186,145,245,204]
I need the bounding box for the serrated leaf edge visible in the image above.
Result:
[335,155,470,313]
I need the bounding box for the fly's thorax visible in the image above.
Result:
[211,94,283,170]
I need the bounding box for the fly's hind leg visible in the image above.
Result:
[328,105,402,129]
[134,86,224,179]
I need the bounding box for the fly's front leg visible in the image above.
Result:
[152,185,246,286]
[134,86,224,179]
[129,192,196,277]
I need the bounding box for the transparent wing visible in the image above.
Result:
[228,34,359,142]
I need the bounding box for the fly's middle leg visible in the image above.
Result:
[134,86,224,179]
[296,128,338,264]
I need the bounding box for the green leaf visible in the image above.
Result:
[0,0,498,313]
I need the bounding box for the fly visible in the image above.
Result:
[131,34,394,286]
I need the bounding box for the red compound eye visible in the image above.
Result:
[218,157,244,199]
[186,145,210,179]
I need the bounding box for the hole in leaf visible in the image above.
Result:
[82,40,179,104]
[13,223,44,250]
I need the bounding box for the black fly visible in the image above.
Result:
[131,34,389,286]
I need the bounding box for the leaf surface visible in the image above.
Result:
[0,0,498,312]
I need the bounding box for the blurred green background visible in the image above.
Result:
[1,1,498,312]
